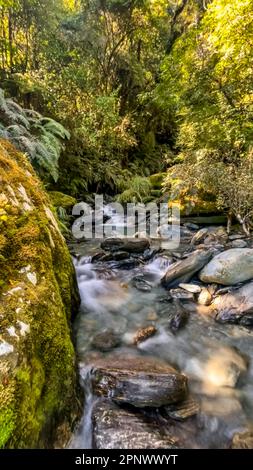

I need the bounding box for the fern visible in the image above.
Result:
[0,88,70,182]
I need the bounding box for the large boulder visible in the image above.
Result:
[200,249,253,285]
[0,140,80,448]
[161,250,213,288]
[91,355,188,408]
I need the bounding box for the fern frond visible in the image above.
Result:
[39,118,70,140]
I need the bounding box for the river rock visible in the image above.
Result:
[214,281,253,325]
[168,301,189,333]
[91,355,188,407]
[91,251,106,262]
[92,401,178,449]
[179,283,202,294]
[170,289,194,300]
[101,238,150,253]
[231,431,253,449]
[113,251,130,261]
[109,258,140,270]
[204,348,247,388]
[191,228,209,245]
[133,326,157,345]
[231,239,248,248]
[91,330,121,352]
[132,277,152,292]
[229,233,246,241]
[200,248,253,285]
[163,397,200,421]
[197,288,212,306]
[161,250,213,288]
[191,227,228,246]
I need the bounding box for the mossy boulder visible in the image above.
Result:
[0,140,80,448]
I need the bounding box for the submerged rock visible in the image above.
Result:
[101,238,150,253]
[91,355,188,408]
[200,248,253,285]
[132,276,152,292]
[133,326,157,345]
[92,401,177,449]
[161,250,213,288]
[0,140,79,448]
[91,330,121,352]
[168,301,189,333]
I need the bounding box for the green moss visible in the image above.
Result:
[0,407,16,448]
[149,173,167,190]
[0,139,80,448]
[48,191,76,209]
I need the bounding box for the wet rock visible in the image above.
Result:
[168,301,189,333]
[92,401,177,449]
[101,238,150,254]
[109,258,140,270]
[191,228,209,245]
[197,288,212,306]
[170,288,194,300]
[214,281,253,325]
[141,248,162,262]
[91,355,188,407]
[185,347,247,389]
[132,277,152,292]
[100,253,114,262]
[191,227,228,246]
[200,248,253,285]
[146,311,158,321]
[179,283,202,294]
[231,239,248,248]
[163,397,200,421]
[161,250,213,289]
[91,251,106,263]
[113,251,130,261]
[133,326,157,345]
[204,348,247,388]
[231,431,253,449]
[91,330,121,352]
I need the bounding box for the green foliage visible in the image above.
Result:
[158,0,253,230]
[117,176,151,202]
[0,89,70,182]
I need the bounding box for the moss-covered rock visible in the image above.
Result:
[0,140,80,448]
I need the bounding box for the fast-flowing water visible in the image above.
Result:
[68,219,253,449]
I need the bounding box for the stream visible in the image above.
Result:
[68,209,253,449]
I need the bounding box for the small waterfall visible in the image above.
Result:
[69,367,97,449]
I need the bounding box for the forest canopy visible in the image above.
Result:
[0,0,253,231]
